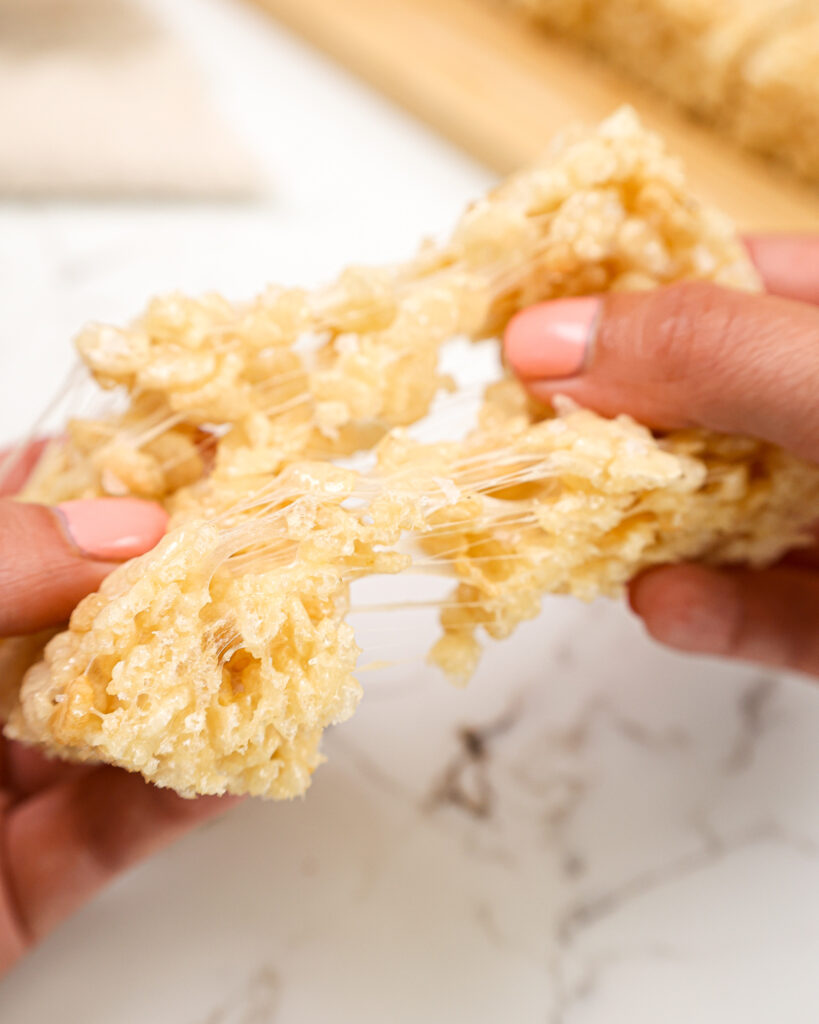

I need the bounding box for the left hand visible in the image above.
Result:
[0,444,238,977]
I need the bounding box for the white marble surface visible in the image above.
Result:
[2,2,819,1022]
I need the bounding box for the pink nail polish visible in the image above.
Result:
[504,297,600,380]
[56,499,169,561]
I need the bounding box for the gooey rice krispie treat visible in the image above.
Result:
[7,108,819,798]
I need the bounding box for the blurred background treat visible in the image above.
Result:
[2,4,819,1024]
[504,0,819,185]
[250,0,819,225]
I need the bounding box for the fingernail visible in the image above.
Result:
[504,297,600,380]
[56,498,169,561]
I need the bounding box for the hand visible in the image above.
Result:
[0,451,237,976]
[504,235,819,678]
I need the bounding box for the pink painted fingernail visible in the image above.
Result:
[56,498,169,561]
[504,297,600,380]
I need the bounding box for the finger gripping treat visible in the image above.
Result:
[8,108,819,798]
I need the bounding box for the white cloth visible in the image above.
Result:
[0,0,258,197]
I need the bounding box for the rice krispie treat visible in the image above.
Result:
[20,107,755,507]
[507,0,819,184]
[8,108,819,799]
[733,16,819,182]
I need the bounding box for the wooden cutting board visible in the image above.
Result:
[250,0,819,230]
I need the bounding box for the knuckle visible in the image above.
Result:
[605,283,730,375]
[644,283,730,378]
[598,283,753,426]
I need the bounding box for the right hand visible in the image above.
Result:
[503,236,819,678]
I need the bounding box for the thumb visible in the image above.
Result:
[0,498,168,636]
[504,282,819,464]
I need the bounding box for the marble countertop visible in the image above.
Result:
[2,2,819,1021]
